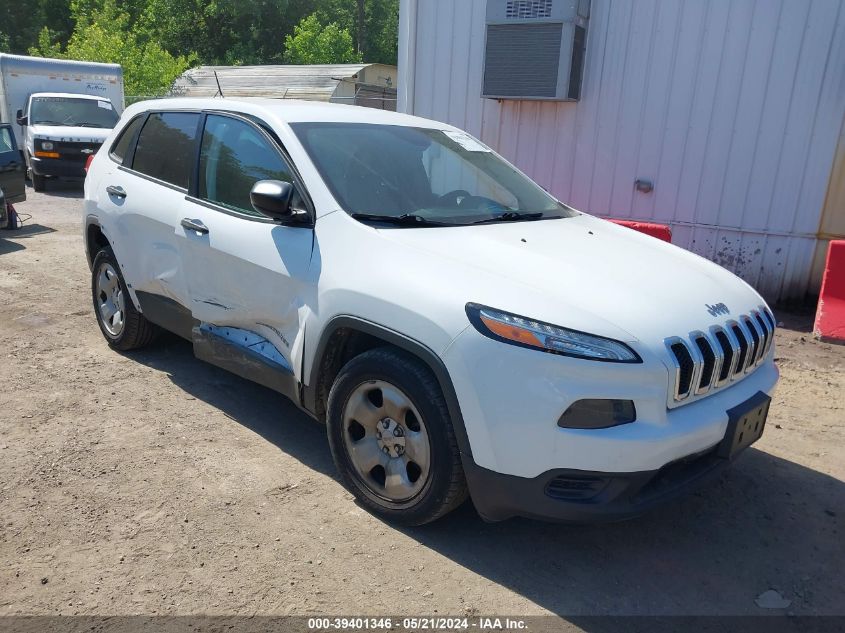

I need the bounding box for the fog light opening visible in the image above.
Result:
[557,399,636,429]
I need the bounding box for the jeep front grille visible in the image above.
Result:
[714,329,734,383]
[731,323,750,372]
[669,341,695,397]
[666,306,775,404]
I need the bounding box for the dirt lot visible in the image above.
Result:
[1,185,843,624]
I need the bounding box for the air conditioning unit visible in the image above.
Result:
[482,0,589,101]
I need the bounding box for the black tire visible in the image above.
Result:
[326,347,468,525]
[32,173,46,192]
[91,247,158,350]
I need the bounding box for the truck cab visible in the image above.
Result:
[17,93,119,191]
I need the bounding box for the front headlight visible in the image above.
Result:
[466,303,641,363]
[39,140,54,151]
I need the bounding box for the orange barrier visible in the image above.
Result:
[814,240,845,342]
[608,219,672,243]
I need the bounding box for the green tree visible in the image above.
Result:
[139,0,317,66]
[314,0,399,65]
[283,13,362,65]
[69,0,148,24]
[3,0,399,72]
[30,0,193,97]
[0,0,73,55]
[364,0,399,65]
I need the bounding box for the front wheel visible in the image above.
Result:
[326,348,468,525]
[32,172,46,192]
[91,247,158,350]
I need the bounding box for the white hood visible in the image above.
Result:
[29,125,112,144]
[377,213,767,346]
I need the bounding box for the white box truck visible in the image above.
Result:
[0,54,124,190]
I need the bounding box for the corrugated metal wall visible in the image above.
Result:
[399,0,845,302]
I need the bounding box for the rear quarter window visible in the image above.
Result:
[131,112,201,189]
[109,115,145,164]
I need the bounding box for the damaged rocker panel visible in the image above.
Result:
[192,323,298,401]
[198,324,292,371]
[134,292,301,404]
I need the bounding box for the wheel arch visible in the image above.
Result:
[303,316,473,459]
[85,216,111,270]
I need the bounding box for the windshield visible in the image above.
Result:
[30,97,119,128]
[291,123,577,225]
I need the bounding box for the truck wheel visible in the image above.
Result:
[326,348,468,525]
[91,247,158,350]
[32,173,46,192]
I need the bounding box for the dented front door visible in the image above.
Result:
[178,208,314,375]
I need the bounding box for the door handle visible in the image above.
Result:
[181,218,209,235]
[106,185,126,198]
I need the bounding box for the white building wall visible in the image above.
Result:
[399,0,845,302]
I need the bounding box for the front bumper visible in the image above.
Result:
[30,156,87,179]
[443,327,779,521]
[465,439,734,523]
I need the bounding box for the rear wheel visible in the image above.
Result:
[326,348,468,525]
[91,247,158,350]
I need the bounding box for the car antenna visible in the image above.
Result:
[213,70,225,98]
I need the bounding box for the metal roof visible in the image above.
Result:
[173,64,377,101]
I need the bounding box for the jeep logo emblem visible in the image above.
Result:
[706,303,730,317]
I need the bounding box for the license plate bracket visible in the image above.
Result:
[718,391,771,459]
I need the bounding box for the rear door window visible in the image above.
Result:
[132,112,200,189]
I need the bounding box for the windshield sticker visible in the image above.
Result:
[97,101,113,110]
[442,130,491,152]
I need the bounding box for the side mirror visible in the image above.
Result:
[250,180,295,221]
[16,109,27,126]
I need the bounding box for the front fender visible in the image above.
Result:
[301,314,474,460]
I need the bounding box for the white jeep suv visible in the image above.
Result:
[83,98,779,524]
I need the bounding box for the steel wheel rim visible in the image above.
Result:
[342,380,431,503]
[96,262,125,337]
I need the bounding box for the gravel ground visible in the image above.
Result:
[1,184,843,626]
